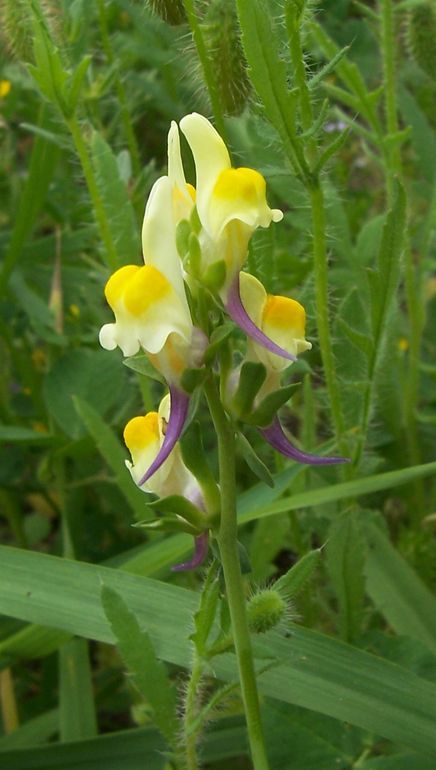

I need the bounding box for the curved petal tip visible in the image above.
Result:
[138,386,190,486]
[226,275,297,362]
[171,531,209,572]
[261,418,350,466]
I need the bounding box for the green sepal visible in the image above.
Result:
[237,540,252,575]
[188,232,202,277]
[190,205,201,234]
[204,322,235,364]
[202,260,226,292]
[123,355,165,383]
[231,361,267,419]
[180,366,207,394]
[181,422,221,517]
[133,515,200,536]
[249,383,298,427]
[275,548,322,598]
[67,54,92,116]
[147,494,206,529]
[176,219,191,259]
[190,561,221,656]
[237,432,274,488]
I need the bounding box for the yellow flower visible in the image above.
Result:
[177,113,283,291]
[100,176,204,383]
[239,271,311,375]
[0,80,11,98]
[123,395,199,500]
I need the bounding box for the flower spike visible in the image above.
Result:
[226,274,298,362]
[138,386,190,485]
[171,531,209,572]
[261,417,349,466]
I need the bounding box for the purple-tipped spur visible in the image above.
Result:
[261,417,349,466]
[138,386,190,485]
[226,274,297,362]
[171,531,209,572]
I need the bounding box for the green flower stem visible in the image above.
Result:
[96,0,141,178]
[309,182,348,458]
[66,116,119,271]
[380,0,400,199]
[182,0,228,144]
[380,0,424,508]
[183,652,203,770]
[204,379,269,770]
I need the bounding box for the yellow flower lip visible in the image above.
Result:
[123,413,160,453]
[104,264,171,317]
[213,167,266,205]
[263,295,306,336]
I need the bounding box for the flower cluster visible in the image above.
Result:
[99,114,346,568]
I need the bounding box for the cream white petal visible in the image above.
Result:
[141,176,189,310]
[179,113,230,233]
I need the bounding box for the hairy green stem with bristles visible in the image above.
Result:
[182,0,228,143]
[96,0,141,178]
[66,116,119,271]
[204,378,269,770]
[183,652,203,770]
[380,0,424,509]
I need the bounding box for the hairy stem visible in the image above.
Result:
[204,379,269,770]
[66,116,119,270]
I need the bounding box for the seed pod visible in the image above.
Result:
[0,0,59,62]
[406,1,436,79]
[247,589,286,634]
[202,0,250,116]
[148,0,186,25]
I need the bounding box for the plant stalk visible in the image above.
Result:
[66,116,119,270]
[204,379,269,770]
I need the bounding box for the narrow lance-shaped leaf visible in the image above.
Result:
[101,586,179,745]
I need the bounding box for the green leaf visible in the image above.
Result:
[0,107,59,292]
[67,54,92,115]
[59,638,97,741]
[237,432,274,487]
[91,132,140,263]
[0,720,245,768]
[326,513,366,642]
[190,562,221,656]
[204,322,235,364]
[231,361,267,418]
[0,709,58,750]
[43,349,124,439]
[147,494,205,529]
[101,586,178,745]
[74,397,149,521]
[250,514,289,582]
[236,0,307,177]
[308,45,351,91]
[250,384,296,427]
[123,355,165,383]
[238,461,436,523]
[1,547,436,755]
[364,523,436,652]
[0,426,56,444]
[275,549,322,598]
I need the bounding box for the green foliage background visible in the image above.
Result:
[0,0,435,767]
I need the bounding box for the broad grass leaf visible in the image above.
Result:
[1,546,436,754]
[364,522,436,652]
[59,638,97,741]
[326,512,366,642]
